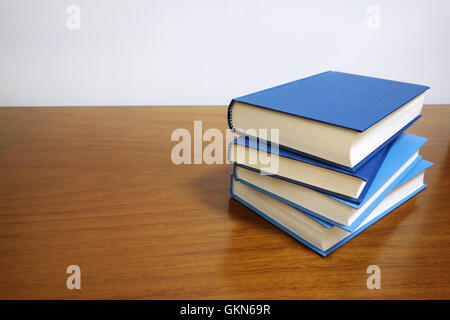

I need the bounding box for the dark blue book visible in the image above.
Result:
[228,71,428,169]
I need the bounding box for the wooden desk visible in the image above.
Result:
[0,106,448,299]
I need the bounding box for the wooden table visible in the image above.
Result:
[0,105,448,299]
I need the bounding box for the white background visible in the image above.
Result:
[0,0,449,106]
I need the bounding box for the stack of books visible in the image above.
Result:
[228,71,433,256]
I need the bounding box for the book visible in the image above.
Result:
[230,125,419,203]
[233,133,428,231]
[230,135,389,203]
[228,71,428,168]
[229,158,432,256]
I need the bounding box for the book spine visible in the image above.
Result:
[229,174,236,197]
[227,99,235,130]
[232,163,239,180]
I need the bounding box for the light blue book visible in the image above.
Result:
[230,159,432,256]
[233,133,427,232]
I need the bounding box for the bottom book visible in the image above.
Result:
[229,159,432,256]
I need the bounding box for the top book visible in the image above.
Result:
[227,71,429,168]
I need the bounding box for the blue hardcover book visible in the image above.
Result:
[230,158,432,256]
[231,124,420,204]
[233,133,428,231]
[228,71,428,169]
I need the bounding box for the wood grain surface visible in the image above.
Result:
[0,105,449,299]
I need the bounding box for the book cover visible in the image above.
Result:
[228,71,429,132]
